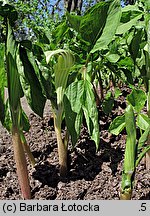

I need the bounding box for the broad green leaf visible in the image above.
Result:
[64,79,99,149]
[65,80,84,114]
[64,80,84,146]
[4,100,31,132]
[82,80,100,149]
[118,57,134,69]
[120,5,141,23]
[0,44,6,91]
[137,113,150,130]
[19,47,46,117]
[66,11,82,33]
[118,57,134,84]
[67,2,109,47]
[106,53,120,63]
[116,14,143,35]
[91,0,121,53]
[80,2,109,46]
[129,29,143,62]
[6,22,23,112]
[127,89,147,113]
[109,114,125,135]
[52,21,69,45]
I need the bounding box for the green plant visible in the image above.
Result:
[0,2,46,199]
[43,48,100,176]
[44,49,75,176]
[144,1,150,170]
[3,22,32,199]
[109,89,150,199]
[105,0,150,171]
[33,0,124,177]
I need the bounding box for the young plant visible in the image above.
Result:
[43,49,100,177]
[5,21,31,199]
[44,49,75,176]
[144,7,150,170]
[39,0,121,176]
[0,2,45,199]
[109,89,150,199]
[107,0,150,170]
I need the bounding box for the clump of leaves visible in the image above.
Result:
[44,49,100,176]
[0,2,46,199]
[109,89,150,200]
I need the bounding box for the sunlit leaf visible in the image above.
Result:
[6,22,23,112]
[127,89,147,113]
[67,2,109,47]
[64,79,99,149]
[137,113,150,130]
[109,114,125,135]
[83,80,100,149]
[64,80,84,146]
[116,14,142,35]
[91,0,121,52]
[19,47,46,117]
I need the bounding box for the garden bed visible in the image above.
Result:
[0,92,149,200]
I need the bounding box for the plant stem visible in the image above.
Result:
[146,18,150,170]
[53,111,68,177]
[146,135,150,170]
[92,83,101,107]
[98,69,104,100]
[146,82,150,169]
[12,127,31,199]
[120,187,132,200]
[120,105,136,200]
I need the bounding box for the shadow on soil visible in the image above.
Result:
[32,136,124,188]
[68,139,124,181]
[32,162,59,188]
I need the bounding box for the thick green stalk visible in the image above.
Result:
[12,127,31,199]
[146,80,150,170]
[120,105,136,200]
[53,108,68,177]
[146,16,150,170]
[5,18,32,199]
[44,49,74,176]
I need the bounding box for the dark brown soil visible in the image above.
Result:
[0,91,149,200]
